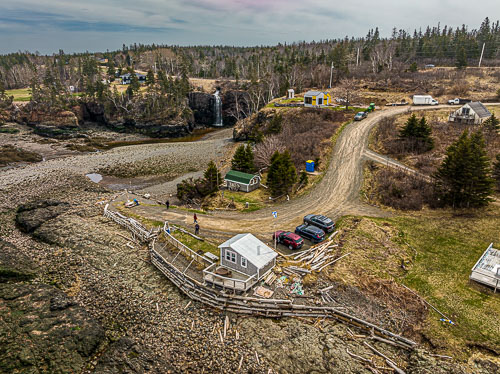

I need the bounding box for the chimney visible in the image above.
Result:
[257,245,261,255]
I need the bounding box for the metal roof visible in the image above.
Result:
[466,102,491,118]
[219,233,277,269]
[470,243,500,288]
[304,90,323,97]
[224,170,258,185]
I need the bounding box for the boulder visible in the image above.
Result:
[15,200,70,234]
[188,92,215,126]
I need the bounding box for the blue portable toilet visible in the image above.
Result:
[306,160,315,172]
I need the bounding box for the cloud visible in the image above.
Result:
[0,0,499,53]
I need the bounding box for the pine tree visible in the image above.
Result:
[455,46,467,69]
[267,150,297,197]
[493,154,500,190]
[231,144,254,173]
[400,114,433,152]
[483,113,500,132]
[435,130,494,208]
[146,69,155,87]
[204,160,221,193]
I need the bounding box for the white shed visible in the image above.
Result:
[470,243,500,292]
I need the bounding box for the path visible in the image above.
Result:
[120,105,460,235]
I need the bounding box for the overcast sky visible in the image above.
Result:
[1,0,499,54]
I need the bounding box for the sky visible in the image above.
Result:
[0,0,499,54]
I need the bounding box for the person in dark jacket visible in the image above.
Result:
[166,200,170,209]
[195,223,200,235]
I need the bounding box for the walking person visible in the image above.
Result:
[195,223,200,235]
[166,200,170,209]
[193,213,198,223]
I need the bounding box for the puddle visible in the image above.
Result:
[86,173,103,183]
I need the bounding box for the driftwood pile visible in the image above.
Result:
[284,231,351,273]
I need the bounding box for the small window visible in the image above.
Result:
[318,98,323,105]
[225,250,236,263]
[241,257,247,268]
[305,97,312,105]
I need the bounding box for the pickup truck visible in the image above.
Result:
[447,98,471,105]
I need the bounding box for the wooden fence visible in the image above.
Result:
[104,207,417,349]
[103,203,157,242]
[162,222,214,266]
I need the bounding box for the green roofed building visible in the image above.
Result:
[224,170,261,192]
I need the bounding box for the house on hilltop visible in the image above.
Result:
[120,73,146,85]
[203,233,277,292]
[224,170,260,192]
[449,101,491,125]
[304,91,331,107]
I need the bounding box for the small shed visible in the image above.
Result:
[224,170,260,192]
[304,91,331,107]
[449,101,491,125]
[219,233,277,280]
[287,89,295,99]
[470,243,500,292]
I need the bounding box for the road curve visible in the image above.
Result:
[130,105,463,234]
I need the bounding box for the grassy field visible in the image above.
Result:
[220,189,268,212]
[5,88,31,101]
[363,210,500,356]
[171,230,219,256]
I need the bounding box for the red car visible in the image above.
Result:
[273,231,304,250]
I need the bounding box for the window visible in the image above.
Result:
[241,257,247,268]
[225,250,236,264]
[318,98,323,105]
[462,108,470,115]
[305,97,312,105]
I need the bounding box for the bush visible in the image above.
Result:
[176,178,213,202]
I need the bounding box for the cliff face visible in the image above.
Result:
[222,90,250,127]
[188,92,216,126]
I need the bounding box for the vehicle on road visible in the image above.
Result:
[367,103,376,112]
[303,214,335,232]
[273,231,304,250]
[295,224,326,243]
[354,111,367,121]
[447,98,471,105]
[413,95,438,106]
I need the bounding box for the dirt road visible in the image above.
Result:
[124,105,459,235]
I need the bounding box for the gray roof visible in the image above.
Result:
[304,90,323,97]
[219,233,277,269]
[470,243,500,288]
[467,102,491,118]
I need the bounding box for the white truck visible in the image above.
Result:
[413,95,439,106]
[447,98,471,105]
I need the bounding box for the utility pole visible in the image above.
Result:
[329,62,334,89]
[356,47,360,66]
[478,42,485,68]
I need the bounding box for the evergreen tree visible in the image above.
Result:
[299,170,308,186]
[400,114,433,152]
[267,150,297,197]
[455,46,467,69]
[409,62,418,72]
[267,113,283,134]
[493,154,500,190]
[204,160,221,193]
[126,71,141,97]
[106,60,115,81]
[146,69,155,86]
[231,144,254,173]
[435,130,494,208]
[483,113,500,132]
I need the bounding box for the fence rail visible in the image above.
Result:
[163,222,214,266]
[103,204,157,242]
[104,208,417,349]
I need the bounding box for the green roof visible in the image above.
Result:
[224,170,257,184]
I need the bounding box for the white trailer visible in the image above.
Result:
[413,95,438,106]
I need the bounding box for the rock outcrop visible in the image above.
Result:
[188,92,215,126]
[222,90,251,127]
[15,200,70,234]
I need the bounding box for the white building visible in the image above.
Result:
[449,102,491,125]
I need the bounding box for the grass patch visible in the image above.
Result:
[171,230,219,256]
[0,127,20,134]
[387,211,500,356]
[0,145,42,166]
[222,189,267,212]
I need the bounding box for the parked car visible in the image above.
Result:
[295,224,325,243]
[273,231,304,250]
[303,214,335,233]
[354,111,367,121]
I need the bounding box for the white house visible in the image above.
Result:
[203,233,277,292]
[449,101,491,125]
[304,91,331,107]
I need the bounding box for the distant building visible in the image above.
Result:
[120,73,146,85]
[304,91,331,107]
[470,243,500,292]
[97,58,109,64]
[287,89,295,99]
[449,101,491,125]
[224,170,260,192]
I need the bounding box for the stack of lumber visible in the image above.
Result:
[263,272,278,286]
[292,239,336,272]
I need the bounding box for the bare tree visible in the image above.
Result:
[334,78,360,110]
[254,135,285,168]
